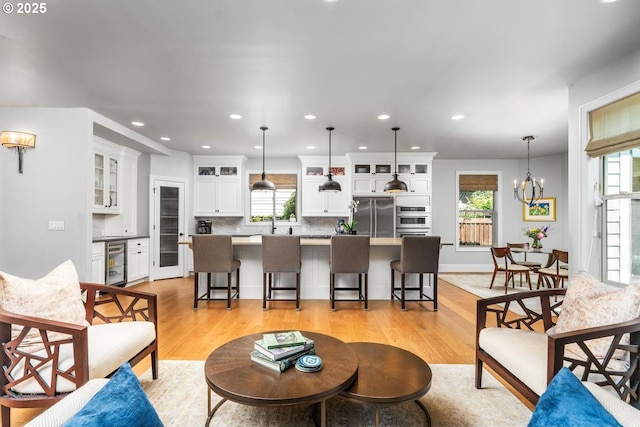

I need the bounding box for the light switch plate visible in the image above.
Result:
[48,220,65,231]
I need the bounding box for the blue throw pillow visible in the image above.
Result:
[63,363,163,427]
[528,367,622,427]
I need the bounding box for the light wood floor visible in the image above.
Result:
[13,275,483,425]
[138,275,479,364]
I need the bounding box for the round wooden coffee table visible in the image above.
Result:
[204,331,358,427]
[340,342,433,426]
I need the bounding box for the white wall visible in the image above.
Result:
[0,108,92,279]
[568,48,640,277]
[433,154,568,272]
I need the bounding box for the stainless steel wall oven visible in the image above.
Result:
[396,206,431,236]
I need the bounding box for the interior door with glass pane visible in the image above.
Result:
[152,178,185,280]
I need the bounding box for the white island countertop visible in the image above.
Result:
[180,236,403,247]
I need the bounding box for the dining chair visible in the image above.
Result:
[390,236,441,311]
[192,235,241,310]
[329,235,370,311]
[506,242,541,287]
[262,235,302,310]
[536,249,569,289]
[506,242,542,270]
[489,247,532,293]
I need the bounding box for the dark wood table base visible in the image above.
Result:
[340,342,433,427]
[204,331,358,427]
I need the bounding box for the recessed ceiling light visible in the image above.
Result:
[307,146,315,150]
[377,114,390,120]
[131,121,144,127]
[304,115,316,120]
[358,146,368,150]
[254,145,262,149]
[202,145,211,149]
[323,0,338,2]
[411,146,420,150]
[599,0,617,3]
[451,114,465,120]
[160,137,171,141]
[229,114,242,119]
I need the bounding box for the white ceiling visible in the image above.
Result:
[2,0,640,159]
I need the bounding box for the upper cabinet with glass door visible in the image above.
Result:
[93,137,123,213]
[299,156,349,217]
[193,156,246,217]
[397,158,432,194]
[347,153,394,194]
[347,152,436,195]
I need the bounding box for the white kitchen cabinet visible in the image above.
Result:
[127,238,149,283]
[91,242,106,284]
[348,152,436,196]
[398,161,431,194]
[93,138,122,213]
[352,175,393,194]
[349,155,394,195]
[193,156,246,217]
[104,148,140,235]
[301,175,349,216]
[299,157,349,217]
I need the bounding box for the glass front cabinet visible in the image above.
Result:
[93,138,122,213]
[193,156,246,217]
[299,156,349,217]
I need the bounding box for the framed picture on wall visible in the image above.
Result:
[523,197,556,222]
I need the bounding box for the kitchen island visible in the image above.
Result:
[182,236,433,301]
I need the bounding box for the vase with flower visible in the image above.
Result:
[344,199,359,235]
[524,225,549,249]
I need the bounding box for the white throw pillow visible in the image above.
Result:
[553,271,640,360]
[0,260,88,352]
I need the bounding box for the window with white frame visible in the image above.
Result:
[248,173,298,223]
[456,173,498,250]
[587,90,640,285]
[602,150,640,285]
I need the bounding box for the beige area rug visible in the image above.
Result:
[139,360,532,427]
[439,273,564,316]
[440,273,542,299]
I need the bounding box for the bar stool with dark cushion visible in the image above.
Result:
[330,235,370,311]
[192,235,241,310]
[390,236,441,311]
[262,235,302,311]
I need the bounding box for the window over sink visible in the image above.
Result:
[248,173,298,224]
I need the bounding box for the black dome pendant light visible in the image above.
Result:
[319,126,342,192]
[384,127,408,193]
[251,126,276,192]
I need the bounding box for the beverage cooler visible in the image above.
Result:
[106,240,127,286]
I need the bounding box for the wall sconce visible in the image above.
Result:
[1,131,36,174]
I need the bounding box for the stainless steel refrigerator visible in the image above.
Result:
[353,196,394,237]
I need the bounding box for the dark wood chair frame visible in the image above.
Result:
[536,249,569,289]
[391,272,437,311]
[195,270,240,310]
[330,272,368,312]
[390,236,441,312]
[476,288,640,408]
[0,283,159,427]
[489,247,533,293]
[329,236,370,312]
[262,236,302,311]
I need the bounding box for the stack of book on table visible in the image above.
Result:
[250,331,315,373]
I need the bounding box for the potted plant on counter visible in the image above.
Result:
[344,200,359,234]
[343,219,357,235]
